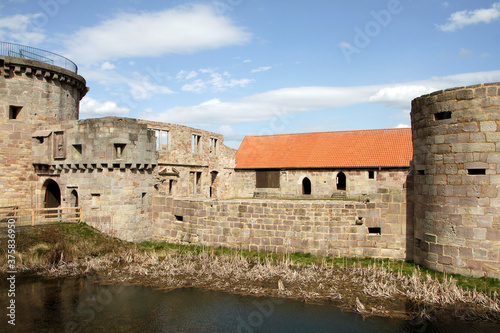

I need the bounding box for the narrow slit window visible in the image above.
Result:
[175,215,183,222]
[417,170,425,175]
[434,111,452,120]
[368,171,375,179]
[141,192,147,205]
[9,105,22,119]
[468,169,486,175]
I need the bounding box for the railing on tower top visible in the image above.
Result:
[0,41,78,74]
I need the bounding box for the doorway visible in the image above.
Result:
[43,179,61,208]
[336,172,346,191]
[302,177,311,195]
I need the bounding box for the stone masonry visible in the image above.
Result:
[1,46,500,278]
[412,83,500,278]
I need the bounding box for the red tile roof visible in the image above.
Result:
[235,128,412,169]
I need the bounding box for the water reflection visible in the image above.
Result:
[0,277,499,333]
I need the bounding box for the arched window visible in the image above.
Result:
[336,172,346,191]
[302,177,311,195]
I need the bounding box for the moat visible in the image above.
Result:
[2,276,500,333]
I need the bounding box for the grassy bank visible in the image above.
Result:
[1,223,499,321]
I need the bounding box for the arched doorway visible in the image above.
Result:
[336,172,346,191]
[43,179,61,208]
[69,189,79,207]
[302,177,311,195]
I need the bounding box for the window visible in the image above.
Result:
[153,129,170,150]
[114,144,126,159]
[72,144,82,159]
[192,134,201,153]
[91,193,101,208]
[141,192,147,205]
[9,105,22,119]
[256,170,280,188]
[209,138,218,156]
[417,170,425,175]
[368,227,381,234]
[168,179,175,195]
[434,111,452,120]
[368,171,375,179]
[468,169,486,175]
[190,171,202,194]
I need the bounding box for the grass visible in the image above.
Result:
[1,223,499,296]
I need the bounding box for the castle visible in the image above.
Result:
[1,42,499,278]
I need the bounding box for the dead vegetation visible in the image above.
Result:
[1,223,499,323]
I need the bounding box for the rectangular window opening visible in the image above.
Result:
[368,170,375,179]
[169,179,175,195]
[114,143,126,159]
[175,215,184,222]
[141,192,147,205]
[210,138,218,156]
[468,169,486,175]
[417,170,425,175]
[91,193,101,208]
[72,144,82,159]
[368,227,381,234]
[192,134,201,153]
[9,105,22,119]
[256,170,280,188]
[434,111,452,121]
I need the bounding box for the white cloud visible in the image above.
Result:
[80,97,130,116]
[251,66,272,73]
[180,68,253,93]
[368,85,431,109]
[437,2,500,31]
[243,59,252,63]
[459,48,473,57]
[100,61,116,70]
[0,14,46,45]
[396,124,411,129]
[141,69,500,127]
[62,4,251,64]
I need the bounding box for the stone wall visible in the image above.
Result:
[0,55,86,209]
[152,188,411,259]
[31,117,157,241]
[234,168,409,199]
[412,82,500,278]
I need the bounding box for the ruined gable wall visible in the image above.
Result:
[139,120,236,199]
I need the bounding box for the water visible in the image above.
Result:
[1,277,499,332]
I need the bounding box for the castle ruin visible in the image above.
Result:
[1,42,499,278]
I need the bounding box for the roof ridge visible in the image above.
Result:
[245,127,411,138]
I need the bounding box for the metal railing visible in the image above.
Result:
[0,41,78,73]
[0,206,82,226]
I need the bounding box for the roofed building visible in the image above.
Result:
[234,128,413,199]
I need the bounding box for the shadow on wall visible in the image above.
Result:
[405,169,414,262]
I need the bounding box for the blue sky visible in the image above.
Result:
[1,0,499,148]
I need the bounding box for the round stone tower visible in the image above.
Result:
[0,42,87,208]
[411,82,500,278]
